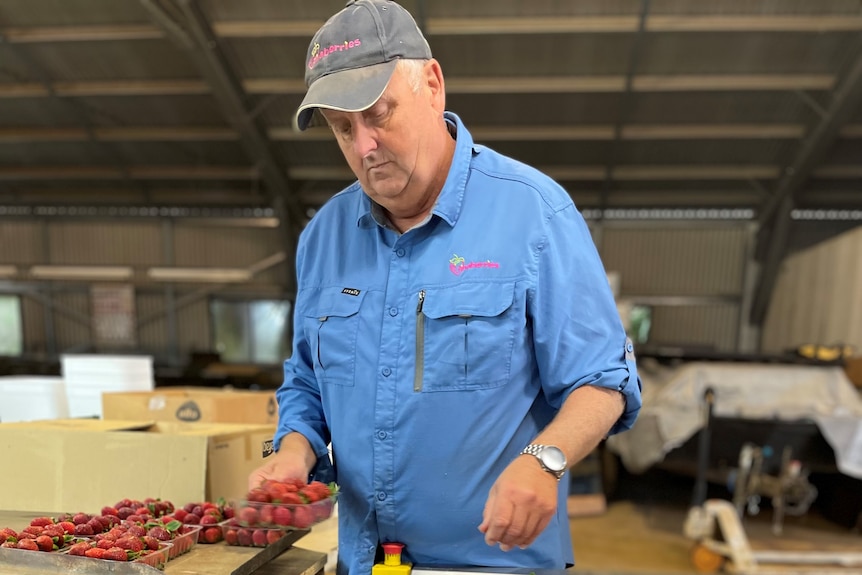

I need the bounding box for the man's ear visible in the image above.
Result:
[425,59,446,112]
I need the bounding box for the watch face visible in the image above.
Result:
[540,446,567,472]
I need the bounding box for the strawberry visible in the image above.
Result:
[22,526,43,536]
[237,528,253,546]
[116,536,144,553]
[258,505,275,526]
[248,487,271,503]
[1,541,17,549]
[237,507,259,526]
[17,538,40,551]
[68,541,91,556]
[34,535,54,552]
[280,492,303,505]
[117,507,135,520]
[127,524,146,538]
[73,523,94,536]
[173,508,188,522]
[101,506,119,517]
[84,547,106,559]
[266,529,283,545]
[103,547,129,561]
[224,528,238,545]
[292,506,315,529]
[58,521,76,534]
[29,517,54,528]
[143,535,160,550]
[315,498,335,521]
[183,513,201,525]
[86,518,104,534]
[96,539,115,550]
[201,527,222,544]
[71,513,90,525]
[0,527,17,543]
[200,514,219,526]
[272,506,292,527]
[252,529,268,547]
[147,526,170,541]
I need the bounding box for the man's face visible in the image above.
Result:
[321,61,447,217]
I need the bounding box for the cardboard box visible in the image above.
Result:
[845,357,862,389]
[102,387,278,424]
[0,419,276,514]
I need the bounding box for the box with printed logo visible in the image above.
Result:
[101,387,278,424]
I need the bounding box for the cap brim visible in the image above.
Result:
[294,60,398,131]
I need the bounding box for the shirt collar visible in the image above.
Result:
[355,111,479,229]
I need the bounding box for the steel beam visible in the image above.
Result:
[139,0,304,271]
[750,39,862,325]
[600,0,651,213]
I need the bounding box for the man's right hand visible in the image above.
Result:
[247,432,317,491]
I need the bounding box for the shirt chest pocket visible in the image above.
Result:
[303,288,366,386]
[418,282,518,392]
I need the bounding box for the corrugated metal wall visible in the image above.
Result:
[4,217,803,360]
[596,223,750,352]
[600,226,748,296]
[0,219,284,360]
[48,222,163,265]
[762,226,862,354]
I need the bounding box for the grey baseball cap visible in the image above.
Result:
[295,0,432,131]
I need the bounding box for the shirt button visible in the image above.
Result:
[626,343,634,353]
[396,248,406,257]
[382,367,391,377]
[377,430,387,440]
[389,307,398,317]
[377,492,387,501]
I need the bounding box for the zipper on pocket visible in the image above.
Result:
[414,290,425,392]
[317,316,328,369]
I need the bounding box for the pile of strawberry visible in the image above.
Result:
[167,500,234,544]
[0,517,76,552]
[235,479,337,530]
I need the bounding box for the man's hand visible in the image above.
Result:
[478,455,558,551]
[247,433,317,491]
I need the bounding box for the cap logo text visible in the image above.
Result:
[308,39,362,69]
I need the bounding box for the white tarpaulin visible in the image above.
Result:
[607,361,862,478]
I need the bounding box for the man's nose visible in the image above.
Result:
[352,120,378,158]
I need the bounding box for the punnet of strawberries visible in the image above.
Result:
[231,478,339,532]
[0,495,236,566]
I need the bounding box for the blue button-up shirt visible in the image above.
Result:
[275,112,641,575]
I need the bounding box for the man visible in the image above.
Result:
[249,1,642,573]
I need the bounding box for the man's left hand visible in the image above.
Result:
[478,455,559,551]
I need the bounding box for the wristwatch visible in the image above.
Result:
[520,444,567,480]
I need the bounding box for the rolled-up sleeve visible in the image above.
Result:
[530,202,642,435]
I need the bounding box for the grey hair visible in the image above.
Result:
[396,58,429,93]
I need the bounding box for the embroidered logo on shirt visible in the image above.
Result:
[341,288,361,296]
[448,254,501,276]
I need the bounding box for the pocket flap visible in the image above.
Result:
[422,282,515,319]
[305,287,366,318]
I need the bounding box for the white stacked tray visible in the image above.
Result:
[0,376,69,423]
[61,354,154,418]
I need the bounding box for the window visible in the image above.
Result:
[211,299,292,364]
[0,295,23,356]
